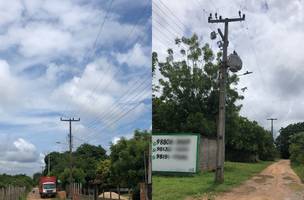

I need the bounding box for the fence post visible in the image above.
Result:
[117,186,120,200]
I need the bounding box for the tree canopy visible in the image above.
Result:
[43,143,108,186]
[152,34,242,136]
[0,174,33,190]
[276,122,304,159]
[153,34,275,162]
[289,132,304,164]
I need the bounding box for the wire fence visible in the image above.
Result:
[0,185,26,200]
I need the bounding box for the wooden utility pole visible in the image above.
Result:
[267,118,277,139]
[208,12,245,183]
[60,117,80,198]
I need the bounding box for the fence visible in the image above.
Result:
[68,183,133,200]
[0,185,26,200]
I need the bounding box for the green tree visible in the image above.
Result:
[153,34,275,162]
[152,34,243,136]
[32,172,42,185]
[0,174,34,190]
[96,159,112,186]
[44,151,69,177]
[59,168,86,185]
[110,130,150,189]
[276,122,304,158]
[74,143,108,182]
[226,116,276,162]
[289,132,304,164]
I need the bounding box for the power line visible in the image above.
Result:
[82,77,151,131]
[60,0,115,118]
[84,0,115,63]
[77,82,151,143]
[154,0,187,31]
[69,0,151,121]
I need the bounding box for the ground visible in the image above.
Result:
[191,160,304,200]
[153,161,272,200]
[27,187,55,200]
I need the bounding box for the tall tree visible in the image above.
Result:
[152,34,243,136]
[110,130,150,189]
[276,122,304,158]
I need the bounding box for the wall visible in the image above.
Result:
[199,137,217,171]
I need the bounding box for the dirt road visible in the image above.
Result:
[26,188,54,200]
[213,160,304,200]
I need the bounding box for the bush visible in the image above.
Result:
[289,132,304,164]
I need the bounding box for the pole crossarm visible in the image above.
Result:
[208,12,245,24]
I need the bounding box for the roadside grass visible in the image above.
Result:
[153,161,272,200]
[291,163,304,182]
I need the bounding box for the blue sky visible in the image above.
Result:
[0,0,151,175]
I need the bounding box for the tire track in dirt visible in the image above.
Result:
[189,160,304,200]
[27,188,54,200]
[216,160,304,200]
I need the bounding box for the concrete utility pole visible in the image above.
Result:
[208,12,245,183]
[267,118,277,139]
[60,117,80,198]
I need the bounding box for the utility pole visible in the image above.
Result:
[208,12,245,183]
[48,153,51,176]
[60,117,80,198]
[267,118,277,139]
[147,141,152,200]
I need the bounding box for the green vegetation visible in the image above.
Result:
[276,122,304,159]
[153,161,272,200]
[289,132,304,182]
[291,163,304,182]
[152,34,276,162]
[36,130,150,200]
[0,174,33,190]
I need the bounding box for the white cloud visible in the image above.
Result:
[116,43,150,68]
[0,1,23,26]
[0,0,151,175]
[0,60,25,109]
[0,137,40,175]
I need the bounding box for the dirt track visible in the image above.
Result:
[213,160,304,200]
[27,188,54,200]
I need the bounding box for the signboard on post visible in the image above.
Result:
[152,133,200,173]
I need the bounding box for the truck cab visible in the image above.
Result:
[39,176,57,198]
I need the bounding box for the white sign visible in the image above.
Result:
[152,134,199,173]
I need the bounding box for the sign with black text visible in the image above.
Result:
[152,134,200,173]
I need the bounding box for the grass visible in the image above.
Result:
[153,161,272,200]
[291,163,304,183]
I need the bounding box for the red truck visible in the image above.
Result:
[39,176,57,198]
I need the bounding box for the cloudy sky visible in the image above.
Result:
[0,0,151,175]
[153,0,304,138]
